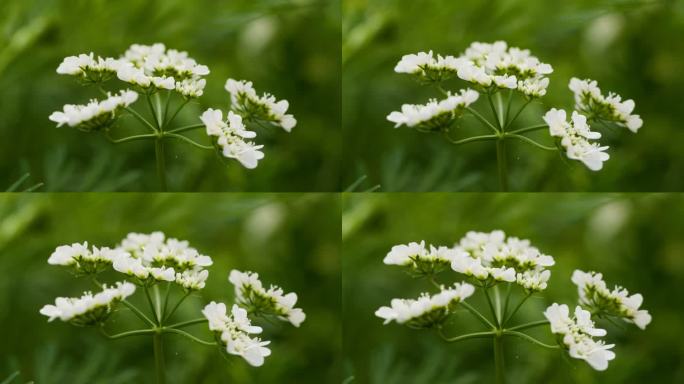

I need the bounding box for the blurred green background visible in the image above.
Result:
[0,0,340,191]
[0,193,341,383]
[342,0,684,191]
[342,193,684,383]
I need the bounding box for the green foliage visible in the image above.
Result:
[0,193,341,383]
[342,0,684,191]
[342,193,684,383]
[0,0,340,191]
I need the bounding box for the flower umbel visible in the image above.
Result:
[40,281,135,326]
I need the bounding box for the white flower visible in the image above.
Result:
[568,77,642,132]
[49,90,139,131]
[225,79,297,132]
[543,108,609,171]
[450,230,554,290]
[201,108,263,169]
[383,240,461,275]
[387,89,479,129]
[394,41,552,95]
[544,303,615,371]
[56,53,121,82]
[202,302,270,367]
[116,43,210,96]
[571,270,651,329]
[375,283,475,328]
[113,232,212,288]
[39,282,135,326]
[47,242,119,274]
[228,270,306,327]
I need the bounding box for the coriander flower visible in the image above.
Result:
[48,242,120,275]
[56,53,121,83]
[386,89,479,130]
[383,240,461,276]
[375,283,475,328]
[394,51,459,83]
[543,108,609,171]
[225,79,297,132]
[569,78,642,132]
[200,108,264,169]
[395,41,552,96]
[39,281,135,326]
[571,270,651,329]
[451,230,554,290]
[544,303,615,371]
[113,232,212,288]
[202,302,271,367]
[114,43,209,97]
[49,90,139,131]
[228,270,306,327]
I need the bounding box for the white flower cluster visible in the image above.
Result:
[202,302,271,367]
[114,231,212,290]
[544,303,615,371]
[543,108,609,171]
[451,230,554,291]
[49,90,138,131]
[117,43,209,98]
[47,241,119,275]
[225,79,296,132]
[571,270,651,329]
[201,108,263,169]
[228,270,306,327]
[375,283,475,328]
[569,78,642,132]
[394,41,552,97]
[40,282,135,326]
[383,240,460,276]
[386,89,479,130]
[56,53,121,82]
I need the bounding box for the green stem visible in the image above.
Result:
[504,90,513,124]
[483,287,500,327]
[443,133,498,146]
[167,318,207,329]
[161,283,171,321]
[466,107,500,134]
[144,285,159,324]
[164,291,191,322]
[502,293,531,326]
[506,319,549,332]
[154,139,168,191]
[167,123,205,134]
[495,92,505,128]
[438,329,494,343]
[146,94,160,129]
[502,283,512,321]
[100,327,156,339]
[496,139,508,192]
[487,93,502,131]
[504,331,560,349]
[504,100,531,130]
[153,285,162,323]
[164,133,213,150]
[163,328,216,346]
[106,133,157,144]
[162,91,171,126]
[153,332,166,384]
[461,301,496,329]
[508,123,548,135]
[494,336,505,384]
[165,99,190,127]
[155,93,163,129]
[494,285,502,325]
[505,134,556,151]
[125,106,157,133]
[121,300,156,327]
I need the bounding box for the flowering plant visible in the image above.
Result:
[388,41,642,190]
[49,43,296,190]
[40,232,305,383]
[375,230,650,383]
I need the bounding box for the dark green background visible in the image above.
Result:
[343,193,684,383]
[342,0,684,191]
[0,193,341,383]
[0,0,340,191]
